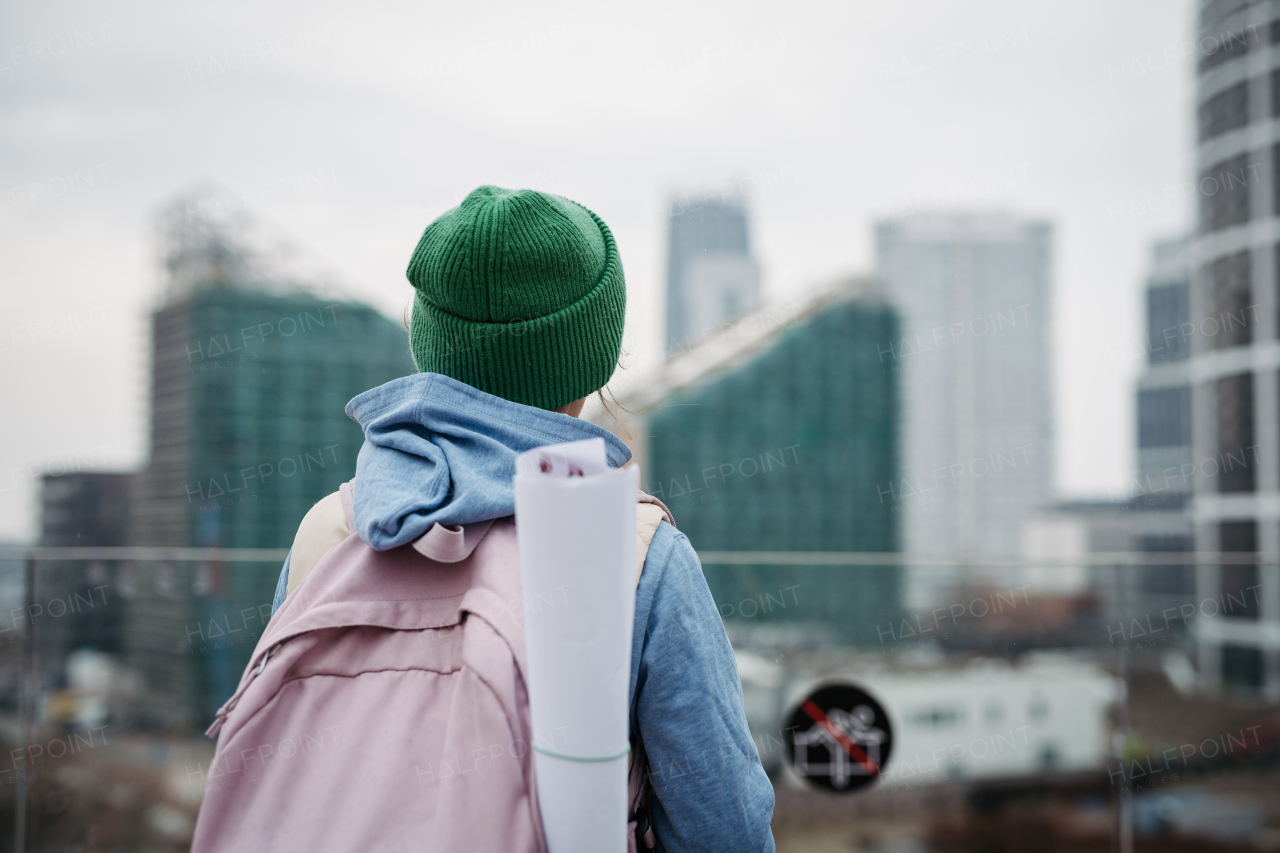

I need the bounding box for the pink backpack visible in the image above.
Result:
[190,482,668,852]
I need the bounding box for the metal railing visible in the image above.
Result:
[4,546,1278,565]
[696,551,1280,565]
[0,547,289,562]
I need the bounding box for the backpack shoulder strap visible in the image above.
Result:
[339,479,356,529]
[637,490,674,526]
[634,491,674,586]
[284,489,351,597]
[630,491,673,849]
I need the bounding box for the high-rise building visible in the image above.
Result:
[604,279,900,646]
[38,472,133,673]
[1189,3,1279,698]
[665,193,760,355]
[875,213,1054,610]
[127,190,415,726]
[1136,239,1195,500]
[1130,238,1197,630]
[40,473,133,548]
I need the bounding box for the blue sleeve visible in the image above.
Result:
[630,523,776,853]
[270,550,291,617]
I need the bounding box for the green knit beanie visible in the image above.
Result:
[406,186,626,411]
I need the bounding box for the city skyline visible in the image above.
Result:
[1,0,1191,541]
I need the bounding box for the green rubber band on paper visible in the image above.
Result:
[531,743,631,762]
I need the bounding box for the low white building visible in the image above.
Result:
[737,650,1119,788]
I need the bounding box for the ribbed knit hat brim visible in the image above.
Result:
[408,207,625,410]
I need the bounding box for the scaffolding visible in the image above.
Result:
[131,187,416,725]
[155,183,355,306]
[644,286,901,645]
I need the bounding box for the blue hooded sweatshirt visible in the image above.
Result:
[270,373,775,853]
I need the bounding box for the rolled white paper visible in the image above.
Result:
[514,438,638,853]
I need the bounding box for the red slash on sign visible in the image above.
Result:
[800,699,880,776]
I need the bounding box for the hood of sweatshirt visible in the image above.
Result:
[344,372,632,551]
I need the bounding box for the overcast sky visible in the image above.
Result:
[0,0,1192,541]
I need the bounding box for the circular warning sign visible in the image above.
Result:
[783,682,893,793]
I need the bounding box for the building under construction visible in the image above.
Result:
[128,188,414,727]
[602,279,901,646]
